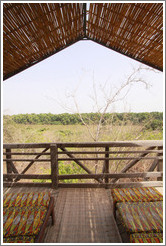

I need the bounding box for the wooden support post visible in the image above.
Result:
[157,146,163,181]
[105,146,109,185]
[6,149,13,182]
[50,144,58,189]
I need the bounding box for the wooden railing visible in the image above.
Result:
[3,140,163,188]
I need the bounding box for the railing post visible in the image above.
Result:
[157,146,163,181]
[6,149,13,182]
[105,146,109,186]
[50,144,58,189]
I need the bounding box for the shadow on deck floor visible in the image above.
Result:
[3,187,122,243]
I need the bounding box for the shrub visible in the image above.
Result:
[145,119,163,131]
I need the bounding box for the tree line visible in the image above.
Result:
[4,112,163,130]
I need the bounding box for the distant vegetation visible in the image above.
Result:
[4,112,163,131]
[3,112,163,183]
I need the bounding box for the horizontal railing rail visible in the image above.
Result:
[3,140,163,149]
[3,140,163,188]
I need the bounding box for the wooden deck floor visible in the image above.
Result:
[3,187,122,243]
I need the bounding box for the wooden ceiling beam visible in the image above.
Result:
[83,3,87,37]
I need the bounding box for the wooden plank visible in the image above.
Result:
[3,140,163,149]
[58,183,106,188]
[3,158,51,162]
[57,150,163,154]
[107,181,163,188]
[58,156,162,161]
[3,174,51,179]
[3,182,52,187]
[105,146,109,184]
[83,3,86,36]
[3,152,50,155]
[58,172,163,180]
[4,170,163,181]
[6,149,13,182]
[58,181,163,188]
[50,144,58,188]
[3,143,51,149]
[57,140,163,148]
[4,172,162,181]
[157,146,163,181]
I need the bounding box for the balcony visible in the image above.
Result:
[3,140,163,243]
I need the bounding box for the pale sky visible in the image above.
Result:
[3,40,163,115]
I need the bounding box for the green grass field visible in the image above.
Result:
[3,122,163,144]
[3,122,163,183]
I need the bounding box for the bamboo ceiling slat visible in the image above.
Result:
[3,3,163,80]
[3,3,84,79]
[88,3,160,46]
[3,31,83,72]
[87,3,163,71]
[87,21,161,53]
[87,8,162,41]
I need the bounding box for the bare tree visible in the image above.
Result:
[64,65,154,142]
[44,65,159,174]
[45,64,159,143]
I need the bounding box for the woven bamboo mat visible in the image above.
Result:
[46,188,122,243]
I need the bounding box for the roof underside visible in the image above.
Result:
[3,3,163,80]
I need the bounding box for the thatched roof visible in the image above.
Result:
[3,3,163,80]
